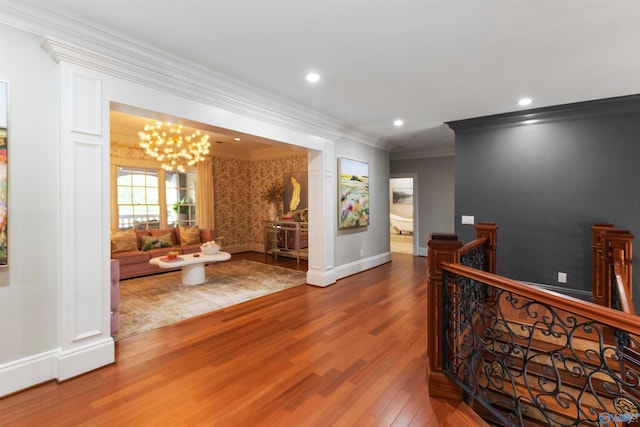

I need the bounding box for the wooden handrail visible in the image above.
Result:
[441,261,640,335]
[459,236,488,255]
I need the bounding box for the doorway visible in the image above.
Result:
[389,175,417,255]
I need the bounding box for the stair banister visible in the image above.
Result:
[426,222,497,400]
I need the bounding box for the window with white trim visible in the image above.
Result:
[115,166,196,230]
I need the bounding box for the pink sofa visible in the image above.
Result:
[111,228,218,280]
[111,259,120,334]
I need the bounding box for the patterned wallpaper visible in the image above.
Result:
[247,155,308,244]
[212,156,252,246]
[112,139,307,249]
[111,141,151,162]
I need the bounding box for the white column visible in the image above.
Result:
[306,144,337,287]
[57,62,114,380]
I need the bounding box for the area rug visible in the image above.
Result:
[113,259,307,340]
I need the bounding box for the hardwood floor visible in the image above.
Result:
[0,253,487,427]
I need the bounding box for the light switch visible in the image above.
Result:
[461,215,474,225]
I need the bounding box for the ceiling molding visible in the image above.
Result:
[1,2,384,149]
[446,94,640,133]
[389,143,455,161]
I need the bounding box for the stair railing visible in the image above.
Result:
[439,263,640,426]
[427,222,497,400]
[428,223,640,426]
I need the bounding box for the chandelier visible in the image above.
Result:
[138,121,211,173]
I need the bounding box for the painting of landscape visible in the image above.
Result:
[392,188,413,204]
[0,81,7,265]
[338,157,369,229]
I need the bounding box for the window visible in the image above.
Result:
[165,171,197,228]
[115,166,196,230]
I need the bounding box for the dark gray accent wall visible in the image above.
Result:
[450,95,640,312]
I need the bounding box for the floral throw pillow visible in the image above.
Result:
[179,225,201,245]
[140,233,173,251]
[111,228,137,253]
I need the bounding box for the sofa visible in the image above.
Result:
[111,259,120,334]
[110,226,219,280]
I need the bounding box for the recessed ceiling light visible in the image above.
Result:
[518,97,533,106]
[306,72,320,83]
[393,119,404,127]
[234,137,241,141]
[522,119,539,125]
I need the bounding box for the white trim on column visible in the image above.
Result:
[58,62,115,378]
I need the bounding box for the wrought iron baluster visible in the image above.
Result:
[441,269,640,427]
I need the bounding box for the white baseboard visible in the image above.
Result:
[0,349,58,397]
[57,338,115,381]
[306,268,338,287]
[334,252,393,281]
[0,337,115,398]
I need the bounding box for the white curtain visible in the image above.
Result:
[196,157,215,229]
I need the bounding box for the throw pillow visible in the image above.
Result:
[179,225,201,245]
[111,228,137,253]
[140,233,173,251]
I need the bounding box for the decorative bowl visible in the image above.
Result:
[167,251,180,259]
[201,244,220,255]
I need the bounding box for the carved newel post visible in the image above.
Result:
[426,233,463,400]
[592,224,615,307]
[601,229,634,309]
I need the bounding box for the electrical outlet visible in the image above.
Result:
[558,272,567,283]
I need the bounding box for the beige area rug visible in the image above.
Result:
[114,259,307,340]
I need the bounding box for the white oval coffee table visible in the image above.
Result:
[149,251,231,285]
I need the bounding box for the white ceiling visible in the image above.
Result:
[10,0,640,158]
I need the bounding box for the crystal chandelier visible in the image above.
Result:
[138,121,211,173]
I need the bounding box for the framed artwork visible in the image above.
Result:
[338,157,369,229]
[0,81,7,266]
[392,188,413,204]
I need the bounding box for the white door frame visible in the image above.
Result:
[390,173,418,256]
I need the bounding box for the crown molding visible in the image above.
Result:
[0,1,383,149]
[389,142,455,160]
[447,94,640,133]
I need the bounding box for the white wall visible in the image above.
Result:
[0,24,61,391]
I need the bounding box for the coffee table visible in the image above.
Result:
[149,251,231,285]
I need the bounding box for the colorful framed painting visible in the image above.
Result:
[0,81,7,266]
[338,157,369,229]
